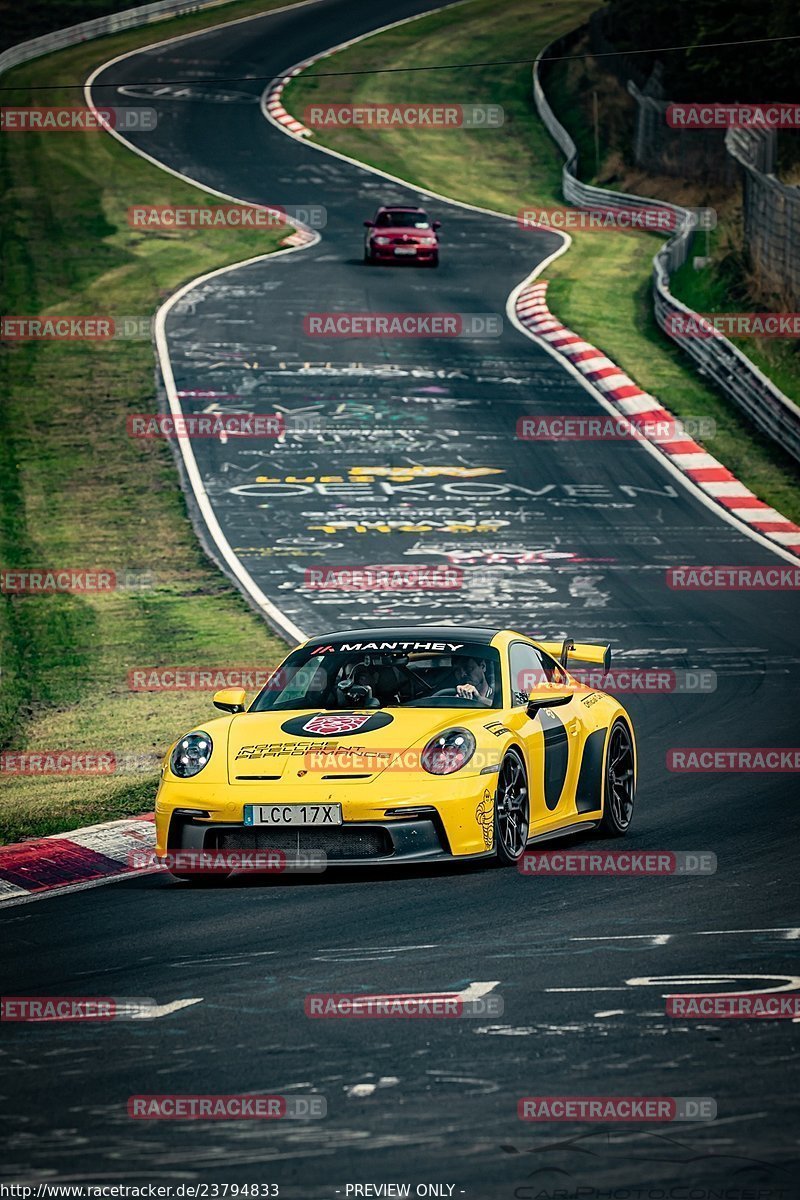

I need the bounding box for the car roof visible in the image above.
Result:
[304,626,504,647]
[375,205,427,213]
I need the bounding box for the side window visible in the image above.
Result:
[509,642,565,706]
[277,658,325,704]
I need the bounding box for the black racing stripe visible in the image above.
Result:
[539,709,569,811]
[575,727,608,814]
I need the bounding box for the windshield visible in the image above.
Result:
[251,642,501,711]
[376,210,431,229]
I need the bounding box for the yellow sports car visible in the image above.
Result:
[155,625,636,877]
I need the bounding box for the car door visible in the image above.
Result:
[504,640,584,829]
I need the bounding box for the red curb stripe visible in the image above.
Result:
[632,408,673,427]
[606,384,646,400]
[720,497,772,510]
[582,365,620,379]
[686,467,737,482]
[660,440,704,455]
[0,839,131,892]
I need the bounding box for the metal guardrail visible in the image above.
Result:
[532,37,800,464]
[0,0,234,80]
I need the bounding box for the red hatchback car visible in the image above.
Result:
[363,205,441,266]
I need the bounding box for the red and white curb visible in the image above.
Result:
[0,814,155,904]
[515,281,800,554]
[281,227,317,247]
[264,62,314,137]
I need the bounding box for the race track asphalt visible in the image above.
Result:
[2,1,799,1195]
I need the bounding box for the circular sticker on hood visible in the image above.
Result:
[281,711,394,738]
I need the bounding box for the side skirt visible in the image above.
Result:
[524,820,599,846]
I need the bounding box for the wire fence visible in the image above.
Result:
[726,127,800,306]
[627,80,738,186]
[533,36,800,464]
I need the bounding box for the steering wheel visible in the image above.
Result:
[337,682,380,709]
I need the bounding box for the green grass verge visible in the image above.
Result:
[285,0,800,522]
[0,0,304,845]
[670,241,800,407]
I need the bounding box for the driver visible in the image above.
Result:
[454,656,493,701]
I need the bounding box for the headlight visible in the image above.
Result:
[419,237,437,245]
[421,728,476,775]
[373,236,391,245]
[170,731,213,778]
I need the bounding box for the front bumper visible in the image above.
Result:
[368,244,437,262]
[155,772,495,864]
[163,811,491,867]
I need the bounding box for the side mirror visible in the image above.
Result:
[526,693,573,716]
[363,220,374,227]
[432,220,441,230]
[213,687,246,714]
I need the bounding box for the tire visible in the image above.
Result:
[493,747,530,865]
[429,254,439,268]
[363,249,373,264]
[598,719,636,836]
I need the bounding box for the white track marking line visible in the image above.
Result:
[549,973,800,995]
[457,981,500,1001]
[571,928,800,940]
[125,997,203,1018]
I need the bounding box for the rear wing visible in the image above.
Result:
[538,639,612,673]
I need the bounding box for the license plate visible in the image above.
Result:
[244,804,342,827]
[394,247,417,256]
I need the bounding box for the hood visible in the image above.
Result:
[226,706,493,785]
